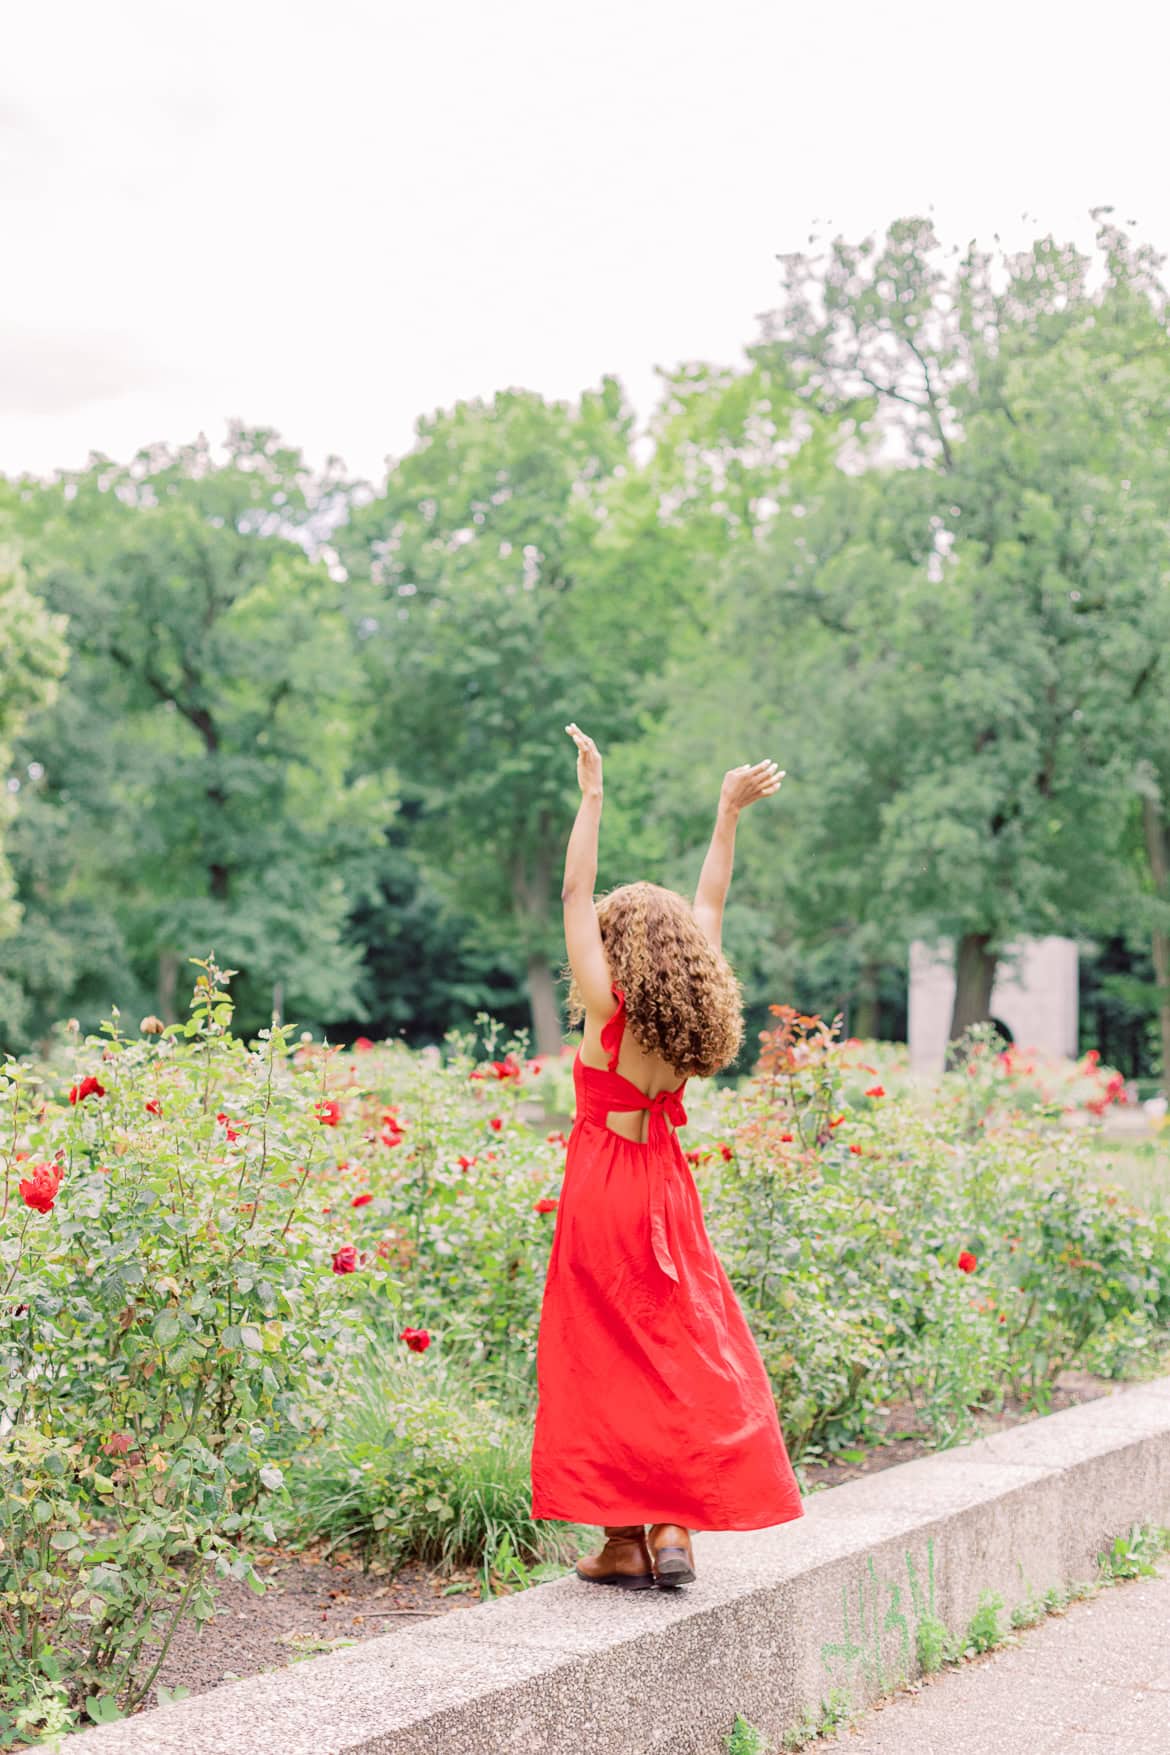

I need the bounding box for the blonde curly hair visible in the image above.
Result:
[564,881,744,1079]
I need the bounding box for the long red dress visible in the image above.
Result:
[530,984,805,1531]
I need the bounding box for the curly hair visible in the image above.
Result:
[564,881,744,1079]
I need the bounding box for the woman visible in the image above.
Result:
[530,723,804,1591]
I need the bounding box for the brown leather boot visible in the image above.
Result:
[574,1525,655,1590]
[647,1522,696,1587]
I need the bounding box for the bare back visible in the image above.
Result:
[578,1000,684,1145]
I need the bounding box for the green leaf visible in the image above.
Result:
[85,1694,123,1725]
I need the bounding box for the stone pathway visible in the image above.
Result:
[834,1565,1170,1754]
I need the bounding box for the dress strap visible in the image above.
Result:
[599,984,626,1074]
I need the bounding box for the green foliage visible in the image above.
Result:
[0,552,69,967]
[0,956,350,1737]
[3,430,392,1046]
[283,1347,583,1578]
[4,959,1170,1737]
[963,1591,1006,1655]
[1097,1522,1170,1581]
[726,1713,769,1755]
[704,1013,1170,1461]
[915,1614,958,1672]
[3,215,1170,1070]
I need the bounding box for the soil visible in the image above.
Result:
[148,1368,1122,1709]
[150,1548,486,1705]
[798,1367,1119,1491]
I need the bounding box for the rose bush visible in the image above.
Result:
[700,1007,1170,1458]
[3,968,1167,1740]
[0,959,362,1739]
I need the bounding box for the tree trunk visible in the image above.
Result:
[526,953,563,1057]
[948,931,998,1044]
[1142,792,1170,1093]
[157,949,178,1024]
[853,961,881,1040]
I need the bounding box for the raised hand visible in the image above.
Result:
[566,723,603,795]
[720,759,785,814]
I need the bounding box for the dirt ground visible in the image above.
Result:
[798,1368,1118,1491]
[148,1369,1122,1707]
[151,1548,487,1703]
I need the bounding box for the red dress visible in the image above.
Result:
[530,984,805,1531]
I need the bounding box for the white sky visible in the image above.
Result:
[3,0,1168,486]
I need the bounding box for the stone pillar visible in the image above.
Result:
[908,936,1079,1076]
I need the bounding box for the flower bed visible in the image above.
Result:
[2,969,1168,1741]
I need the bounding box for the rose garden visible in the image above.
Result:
[2,954,1167,1743]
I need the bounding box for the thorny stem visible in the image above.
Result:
[123,1556,205,1714]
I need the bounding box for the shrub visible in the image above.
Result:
[284,1347,584,1573]
[700,1009,1170,1461]
[0,959,352,1737]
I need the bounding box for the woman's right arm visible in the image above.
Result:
[562,723,613,1013]
[693,760,784,951]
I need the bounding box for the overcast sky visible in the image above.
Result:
[3,0,1167,486]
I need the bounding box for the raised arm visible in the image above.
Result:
[693,759,784,951]
[561,723,613,1014]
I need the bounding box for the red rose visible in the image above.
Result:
[490,1055,522,1082]
[1084,1048,1101,1066]
[849,1143,863,1156]
[316,1100,342,1128]
[719,1144,733,1162]
[457,1155,477,1172]
[351,1192,373,1208]
[381,1126,403,1148]
[19,1161,64,1214]
[527,1060,543,1076]
[69,1074,106,1105]
[331,1245,358,1274]
[779,1132,794,1143]
[489,1117,503,1132]
[957,1250,978,1274]
[865,1085,885,1099]
[685,1149,701,1165]
[533,1197,558,1214]
[828,1114,845,1129]
[216,1111,242,1142]
[352,1037,375,1051]
[400,1326,431,1353]
[145,1098,162,1116]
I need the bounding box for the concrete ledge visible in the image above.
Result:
[65,1377,1170,1755]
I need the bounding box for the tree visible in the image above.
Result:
[0,537,69,1037]
[751,211,1170,1045]
[338,379,791,1051]
[5,428,392,1042]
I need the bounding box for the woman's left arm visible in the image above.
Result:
[562,724,612,1012]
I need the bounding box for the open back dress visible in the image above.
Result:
[530,983,805,1531]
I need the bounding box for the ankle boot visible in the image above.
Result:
[647,1522,696,1587]
[574,1524,655,1590]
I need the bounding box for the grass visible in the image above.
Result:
[283,1345,588,1581]
[1086,1132,1170,1215]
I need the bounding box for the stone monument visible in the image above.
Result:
[908,936,1079,1077]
